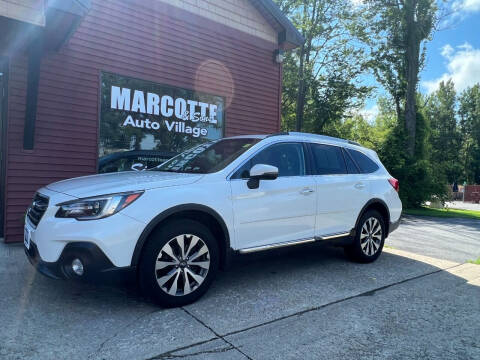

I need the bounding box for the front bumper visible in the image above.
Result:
[25,241,133,281]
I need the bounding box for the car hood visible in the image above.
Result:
[45,171,203,198]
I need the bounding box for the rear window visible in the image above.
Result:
[310,143,347,175]
[342,148,360,174]
[347,149,379,174]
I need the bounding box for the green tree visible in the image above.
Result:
[275,0,370,133]
[355,0,444,207]
[424,80,462,183]
[362,0,437,156]
[458,84,480,184]
[377,96,446,207]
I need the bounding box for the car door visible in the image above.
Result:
[230,142,317,250]
[308,143,371,237]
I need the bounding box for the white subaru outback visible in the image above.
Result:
[25,132,402,307]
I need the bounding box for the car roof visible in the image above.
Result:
[223,132,379,160]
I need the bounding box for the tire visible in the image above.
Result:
[138,219,219,307]
[345,210,386,263]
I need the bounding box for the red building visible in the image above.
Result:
[0,0,303,243]
[465,185,480,203]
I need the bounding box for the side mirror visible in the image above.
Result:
[247,164,279,189]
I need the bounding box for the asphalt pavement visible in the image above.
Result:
[387,215,480,263]
[0,215,479,360]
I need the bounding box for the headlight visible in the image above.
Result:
[55,191,143,220]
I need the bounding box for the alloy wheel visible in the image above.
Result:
[155,234,210,296]
[360,217,382,256]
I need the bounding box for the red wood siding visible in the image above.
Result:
[4,0,281,242]
[465,185,480,202]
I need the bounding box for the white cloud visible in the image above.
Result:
[360,104,379,124]
[440,44,454,58]
[422,42,480,93]
[453,0,480,12]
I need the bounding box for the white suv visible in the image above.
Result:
[25,132,402,307]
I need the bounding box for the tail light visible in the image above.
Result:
[388,178,399,192]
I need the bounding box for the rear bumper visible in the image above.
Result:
[25,241,134,281]
[388,216,401,235]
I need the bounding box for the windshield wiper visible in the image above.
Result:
[151,168,179,173]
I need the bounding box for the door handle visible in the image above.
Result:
[354,182,365,190]
[300,188,315,195]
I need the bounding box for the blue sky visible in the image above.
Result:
[422,1,480,93]
[361,0,480,119]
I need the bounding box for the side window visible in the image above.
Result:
[347,148,379,174]
[232,143,306,179]
[342,148,360,174]
[310,143,347,175]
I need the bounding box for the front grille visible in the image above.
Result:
[27,193,49,227]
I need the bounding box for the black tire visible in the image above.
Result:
[138,219,219,307]
[345,210,386,263]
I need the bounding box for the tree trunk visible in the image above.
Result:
[394,96,402,122]
[294,0,319,132]
[295,44,306,132]
[404,0,419,156]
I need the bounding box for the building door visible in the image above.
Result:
[0,57,7,238]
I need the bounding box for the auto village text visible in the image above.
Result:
[110,86,219,138]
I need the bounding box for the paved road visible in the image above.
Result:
[0,215,479,360]
[387,215,480,263]
[446,201,480,211]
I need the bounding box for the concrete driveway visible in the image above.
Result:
[0,216,479,360]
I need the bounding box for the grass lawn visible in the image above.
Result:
[404,206,480,220]
[468,257,480,265]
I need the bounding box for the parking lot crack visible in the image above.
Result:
[146,342,235,359]
[140,263,464,360]
[180,307,254,360]
[87,308,163,359]
[221,263,464,338]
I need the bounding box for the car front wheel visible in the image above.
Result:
[139,219,219,307]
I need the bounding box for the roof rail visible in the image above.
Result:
[266,132,289,138]
[347,140,362,147]
[268,131,364,148]
[288,132,359,145]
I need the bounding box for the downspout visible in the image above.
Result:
[23,29,44,150]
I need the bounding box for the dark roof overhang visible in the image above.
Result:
[47,0,91,17]
[44,0,91,51]
[23,0,92,150]
[249,0,304,49]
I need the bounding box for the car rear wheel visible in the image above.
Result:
[139,219,219,307]
[345,210,385,263]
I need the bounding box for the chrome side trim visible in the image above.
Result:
[238,238,316,254]
[318,232,351,240]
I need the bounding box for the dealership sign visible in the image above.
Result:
[99,72,225,172]
[111,85,219,137]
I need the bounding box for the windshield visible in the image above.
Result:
[153,138,261,174]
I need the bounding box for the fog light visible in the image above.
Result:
[71,258,84,276]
